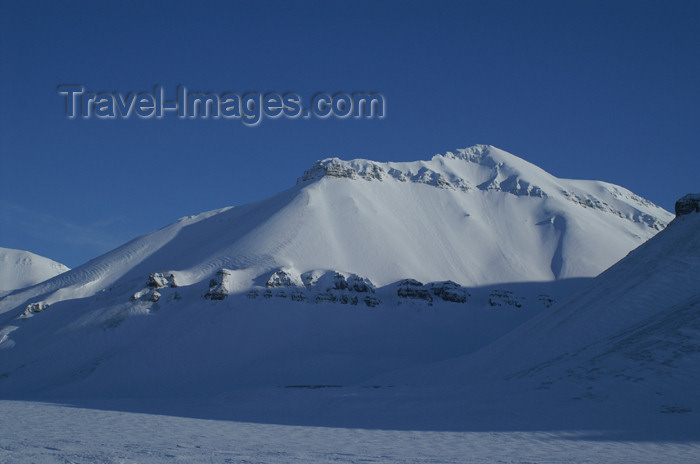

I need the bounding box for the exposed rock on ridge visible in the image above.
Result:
[675,193,700,216]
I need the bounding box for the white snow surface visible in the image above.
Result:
[0,247,69,295]
[0,145,672,316]
[1,400,698,464]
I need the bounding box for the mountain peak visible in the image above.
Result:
[296,145,544,194]
[297,157,386,184]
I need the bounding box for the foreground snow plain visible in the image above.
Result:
[2,400,698,464]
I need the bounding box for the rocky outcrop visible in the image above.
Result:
[297,150,553,198]
[131,288,159,302]
[562,190,667,230]
[538,294,555,308]
[396,279,433,302]
[20,302,50,318]
[675,194,700,216]
[297,159,386,183]
[489,290,524,308]
[396,279,470,304]
[476,171,545,197]
[147,272,177,288]
[409,168,468,191]
[209,269,527,310]
[131,266,545,312]
[297,147,554,198]
[205,269,232,300]
[314,292,359,305]
[129,272,179,303]
[327,272,375,293]
[129,272,178,303]
[247,269,380,307]
[429,281,470,303]
[266,270,303,288]
[298,158,473,192]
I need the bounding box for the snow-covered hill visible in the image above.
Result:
[486,194,700,405]
[0,248,69,296]
[0,145,674,400]
[367,194,700,430]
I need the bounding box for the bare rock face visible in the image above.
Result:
[297,159,386,184]
[20,302,50,318]
[429,281,469,303]
[330,272,374,293]
[538,294,555,308]
[146,272,178,288]
[246,269,380,307]
[396,280,470,304]
[205,269,232,300]
[675,194,700,216]
[396,279,433,302]
[488,290,524,308]
[266,270,305,288]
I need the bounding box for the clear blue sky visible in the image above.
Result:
[1,0,699,267]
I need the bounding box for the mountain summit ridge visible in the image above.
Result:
[299,145,667,229]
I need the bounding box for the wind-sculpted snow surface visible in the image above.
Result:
[1,400,699,464]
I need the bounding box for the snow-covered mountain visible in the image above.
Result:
[0,247,69,296]
[0,145,671,315]
[0,145,674,399]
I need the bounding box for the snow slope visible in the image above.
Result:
[367,197,700,430]
[0,247,69,295]
[426,201,699,385]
